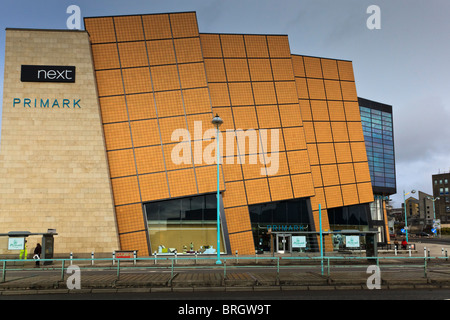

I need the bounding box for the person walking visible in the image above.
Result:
[33,243,42,267]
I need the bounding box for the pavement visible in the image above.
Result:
[1,241,450,296]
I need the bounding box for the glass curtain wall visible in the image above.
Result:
[145,194,225,254]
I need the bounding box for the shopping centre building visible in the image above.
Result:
[0,12,383,256]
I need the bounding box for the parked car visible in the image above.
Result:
[416,232,430,237]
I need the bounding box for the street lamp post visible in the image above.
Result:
[403,189,416,242]
[212,114,223,265]
[427,196,440,237]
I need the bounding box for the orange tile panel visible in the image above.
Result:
[154,90,185,118]
[283,127,307,151]
[291,55,306,77]
[178,62,208,89]
[338,163,356,185]
[118,42,148,68]
[228,231,255,255]
[220,34,246,58]
[303,56,323,78]
[298,100,312,121]
[169,12,199,38]
[135,145,166,175]
[140,172,170,202]
[247,59,273,81]
[324,80,343,100]
[222,156,243,182]
[287,150,311,175]
[310,166,323,187]
[268,175,293,202]
[337,60,355,81]
[310,100,329,121]
[291,173,315,198]
[187,113,215,140]
[224,206,252,234]
[340,81,358,101]
[164,142,194,172]
[295,77,309,99]
[310,187,326,211]
[347,121,365,142]
[324,185,343,208]
[130,119,160,148]
[222,181,247,208]
[320,164,340,187]
[142,14,172,40]
[357,182,374,203]
[331,122,349,142]
[122,67,152,94]
[91,43,120,70]
[196,165,225,194]
[119,231,149,256]
[199,34,223,58]
[167,169,197,198]
[278,104,303,127]
[107,149,137,178]
[115,203,146,235]
[307,79,326,100]
[146,40,176,66]
[103,122,132,151]
[99,95,128,124]
[314,122,333,143]
[343,101,362,121]
[203,58,227,82]
[232,106,258,130]
[183,88,212,115]
[241,155,267,180]
[256,105,281,129]
[306,144,319,165]
[126,93,156,121]
[95,69,124,97]
[274,82,299,104]
[252,82,277,105]
[111,176,141,206]
[159,116,188,144]
[327,101,346,121]
[84,17,116,44]
[151,65,180,92]
[320,59,339,80]
[341,183,360,206]
[317,143,337,165]
[353,162,372,183]
[266,36,291,58]
[350,142,369,162]
[224,59,250,82]
[244,35,269,58]
[114,15,144,42]
[228,82,254,106]
[245,178,271,205]
[271,59,295,81]
[334,142,353,164]
[208,83,231,107]
[174,37,203,63]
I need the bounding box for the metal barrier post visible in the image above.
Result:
[223,259,227,279]
[117,259,120,280]
[91,251,94,266]
[61,260,65,281]
[133,251,137,265]
[2,260,6,282]
[112,252,115,265]
[154,251,157,265]
[424,257,427,278]
[235,250,239,264]
[70,252,73,265]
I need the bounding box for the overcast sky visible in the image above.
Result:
[0,0,449,207]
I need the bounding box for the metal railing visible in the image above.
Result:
[1,252,449,284]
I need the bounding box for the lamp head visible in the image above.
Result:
[212,114,223,127]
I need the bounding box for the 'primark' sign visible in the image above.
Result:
[21,65,76,83]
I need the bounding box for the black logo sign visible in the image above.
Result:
[21,65,76,83]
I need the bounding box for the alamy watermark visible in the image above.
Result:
[367,5,381,30]
[171,121,280,176]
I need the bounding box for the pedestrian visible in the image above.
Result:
[401,239,407,250]
[33,243,42,267]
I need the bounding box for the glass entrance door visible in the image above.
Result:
[276,234,291,253]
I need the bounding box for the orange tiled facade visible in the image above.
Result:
[84,12,373,255]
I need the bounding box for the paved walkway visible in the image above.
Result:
[1,242,450,296]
